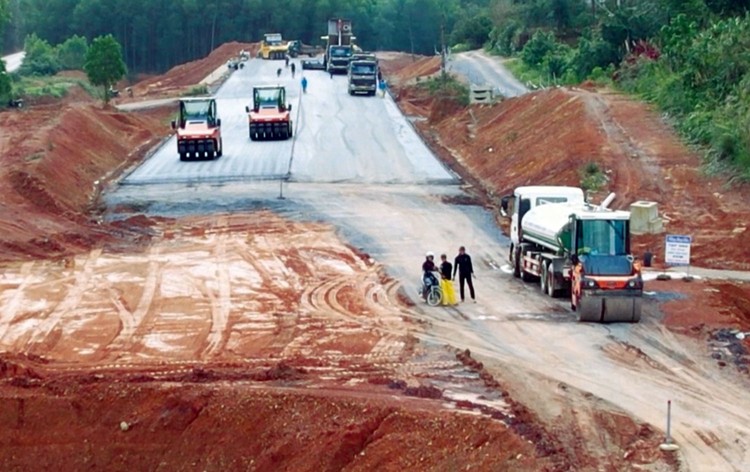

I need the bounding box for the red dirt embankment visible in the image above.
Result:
[0,370,543,472]
[129,41,258,98]
[393,78,750,270]
[0,91,167,261]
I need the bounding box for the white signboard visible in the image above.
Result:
[665,235,692,266]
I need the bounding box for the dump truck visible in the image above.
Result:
[323,19,354,74]
[501,186,643,323]
[288,40,322,58]
[259,33,288,60]
[348,54,378,95]
[171,98,223,161]
[245,85,293,140]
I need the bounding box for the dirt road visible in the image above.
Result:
[449,50,528,97]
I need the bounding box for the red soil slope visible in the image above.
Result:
[0,90,167,260]
[401,84,750,270]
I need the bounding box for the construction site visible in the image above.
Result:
[1,34,750,472]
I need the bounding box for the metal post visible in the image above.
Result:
[659,399,680,451]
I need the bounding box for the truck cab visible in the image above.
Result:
[347,58,378,95]
[326,45,353,73]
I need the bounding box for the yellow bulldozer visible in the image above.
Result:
[258,33,289,60]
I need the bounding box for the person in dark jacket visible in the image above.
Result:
[453,246,475,302]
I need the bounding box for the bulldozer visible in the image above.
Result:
[171,98,223,161]
[245,86,293,141]
[259,33,289,60]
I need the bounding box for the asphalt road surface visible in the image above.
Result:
[123,59,453,185]
[108,58,750,471]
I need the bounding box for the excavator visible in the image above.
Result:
[245,86,293,141]
[171,98,223,161]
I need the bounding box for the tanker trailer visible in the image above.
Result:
[502,186,643,323]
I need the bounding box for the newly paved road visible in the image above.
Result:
[122,59,454,185]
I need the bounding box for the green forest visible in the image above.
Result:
[1,0,750,176]
[2,0,491,72]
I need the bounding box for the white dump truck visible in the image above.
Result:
[501,186,643,323]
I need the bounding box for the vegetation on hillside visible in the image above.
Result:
[482,0,750,179]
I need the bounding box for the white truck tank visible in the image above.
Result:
[521,203,575,253]
[508,186,585,248]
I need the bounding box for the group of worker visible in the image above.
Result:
[422,246,476,305]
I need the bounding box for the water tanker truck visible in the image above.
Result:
[502,186,643,323]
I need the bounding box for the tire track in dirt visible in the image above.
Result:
[106,247,162,355]
[0,261,35,342]
[202,219,233,358]
[580,92,667,197]
[26,249,102,354]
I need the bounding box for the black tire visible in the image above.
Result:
[288,123,293,138]
[512,246,521,278]
[545,264,558,298]
[179,152,187,162]
[540,262,548,293]
[216,139,223,158]
[426,287,442,306]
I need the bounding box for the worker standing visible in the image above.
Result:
[439,254,457,305]
[453,246,476,303]
[379,79,387,98]
[301,76,308,94]
[291,62,296,78]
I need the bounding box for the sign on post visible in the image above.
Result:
[665,235,692,266]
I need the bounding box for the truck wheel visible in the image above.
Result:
[512,246,521,278]
[545,265,558,298]
[540,262,548,293]
[179,152,187,162]
[288,123,293,138]
[216,139,223,158]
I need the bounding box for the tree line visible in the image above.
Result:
[4,0,491,73]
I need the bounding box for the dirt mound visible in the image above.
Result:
[0,380,545,471]
[0,101,167,261]
[379,52,441,86]
[131,41,258,98]
[403,85,750,270]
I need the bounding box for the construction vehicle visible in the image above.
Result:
[323,19,354,74]
[501,186,643,323]
[348,54,378,95]
[245,85,293,140]
[259,33,289,60]
[171,98,223,161]
[287,40,322,58]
